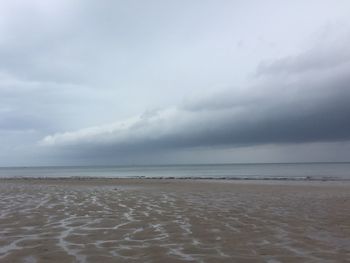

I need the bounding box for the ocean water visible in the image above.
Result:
[0,163,349,180]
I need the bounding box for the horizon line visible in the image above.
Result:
[1,161,350,169]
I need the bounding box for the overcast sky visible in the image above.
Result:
[1,0,350,166]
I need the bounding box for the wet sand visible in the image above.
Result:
[0,179,349,262]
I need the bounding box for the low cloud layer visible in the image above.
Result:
[41,38,350,161]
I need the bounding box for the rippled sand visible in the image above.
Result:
[0,179,349,262]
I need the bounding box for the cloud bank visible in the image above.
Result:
[41,38,350,161]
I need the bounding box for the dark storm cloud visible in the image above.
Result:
[42,42,350,160]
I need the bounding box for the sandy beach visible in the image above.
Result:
[0,179,349,262]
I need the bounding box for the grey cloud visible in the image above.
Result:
[256,32,350,76]
[0,72,113,135]
[0,113,43,131]
[41,60,350,161]
[0,1,209,84]
[2,1,350,165]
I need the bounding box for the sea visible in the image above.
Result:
[0,163,349,181]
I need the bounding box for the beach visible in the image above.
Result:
[0,179,349,262]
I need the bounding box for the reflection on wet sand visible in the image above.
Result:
[0,179,349,262]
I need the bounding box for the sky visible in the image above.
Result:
[1,0,350,166]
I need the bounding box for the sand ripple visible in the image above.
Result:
[0,180,349,262]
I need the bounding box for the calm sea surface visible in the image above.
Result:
[0,163,349,180]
